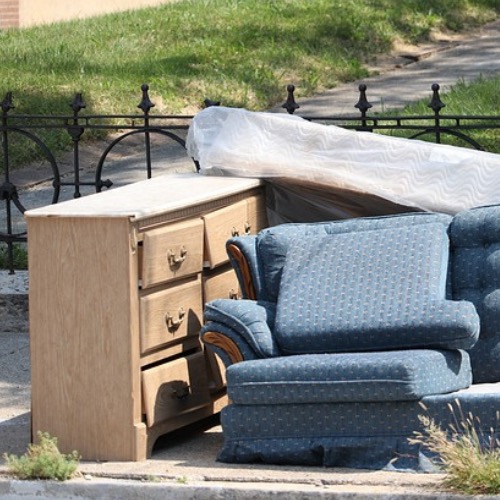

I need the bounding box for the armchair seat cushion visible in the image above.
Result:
[226,349,472,405]
[275,223,480,354]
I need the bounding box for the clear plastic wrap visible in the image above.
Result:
[187,106,500,217]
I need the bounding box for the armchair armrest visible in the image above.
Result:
[227,236,261,300]
[201,323,256,368]
[201,299,280,367]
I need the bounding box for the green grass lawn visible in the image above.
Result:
[0,0,498,115]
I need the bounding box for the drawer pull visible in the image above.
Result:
[165,307,185,331]
[167,246,187,266]
[231,223,251,237]
[229,288,240,300]
[171,382,191,400]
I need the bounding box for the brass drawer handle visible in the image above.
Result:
[167,246,187,266]
[231,222,251,237]
[165,307,185,331]
[228,288,240,300]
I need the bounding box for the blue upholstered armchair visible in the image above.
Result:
[201,208,500,470]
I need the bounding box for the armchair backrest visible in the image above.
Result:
[450,205,500,383]
[254,212,452,303]
[227,207,500,384]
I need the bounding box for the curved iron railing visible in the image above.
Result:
[1,82,499,273]
[0,84,196,273]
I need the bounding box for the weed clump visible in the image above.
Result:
[3,432,80,481]
[410,403,500,495]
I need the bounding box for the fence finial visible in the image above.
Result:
[282,84,300,114]
[428,83,446,113]
[138,84,155,114]
[1,92,14,114]
[204,99,221,108]
[354,84,372,115]
[70,93,86,114]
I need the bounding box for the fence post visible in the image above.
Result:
[137,84,155,179]
[428,83,446,144]
[282,84,300,115]
[67,93,86,198]
[354,84,373,130]
[0,92,17,274]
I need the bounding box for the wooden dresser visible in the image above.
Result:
[25,173,267,461]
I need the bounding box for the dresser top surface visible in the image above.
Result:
[25,173,262,220]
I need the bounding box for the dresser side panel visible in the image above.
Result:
[28,216,144,460]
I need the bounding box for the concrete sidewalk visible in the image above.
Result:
[0,319,455,499]
[285,19,500,116]
[0,20,499,499]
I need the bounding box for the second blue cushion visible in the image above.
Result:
[275,223,479,354]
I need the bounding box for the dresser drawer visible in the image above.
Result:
[140,218,204,289]
[205,349,227,392]
[139,275,203,354]
[203,194,267,269]
[142,351,211,427]
[203,265,240,303]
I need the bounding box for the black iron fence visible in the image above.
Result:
[0,84,197,273]
[283,83,500,150]
[1,83,499,273]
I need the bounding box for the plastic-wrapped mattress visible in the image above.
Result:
[187,106,500,221]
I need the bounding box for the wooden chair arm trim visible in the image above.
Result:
[203,331,244,364]
[227,243,257,300]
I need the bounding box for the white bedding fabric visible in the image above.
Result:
[186,106,500,214]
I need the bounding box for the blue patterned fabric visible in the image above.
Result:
[275,224,479,353]
[226,350,472,404]
[256,212,452,303]
[203,299,279,358]
[451,205,500,383]
[200,207,500,471]
[218,383,500,469]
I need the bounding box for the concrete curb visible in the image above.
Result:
[0,476,489,500]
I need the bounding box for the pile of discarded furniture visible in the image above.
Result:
[201,206,500,470]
